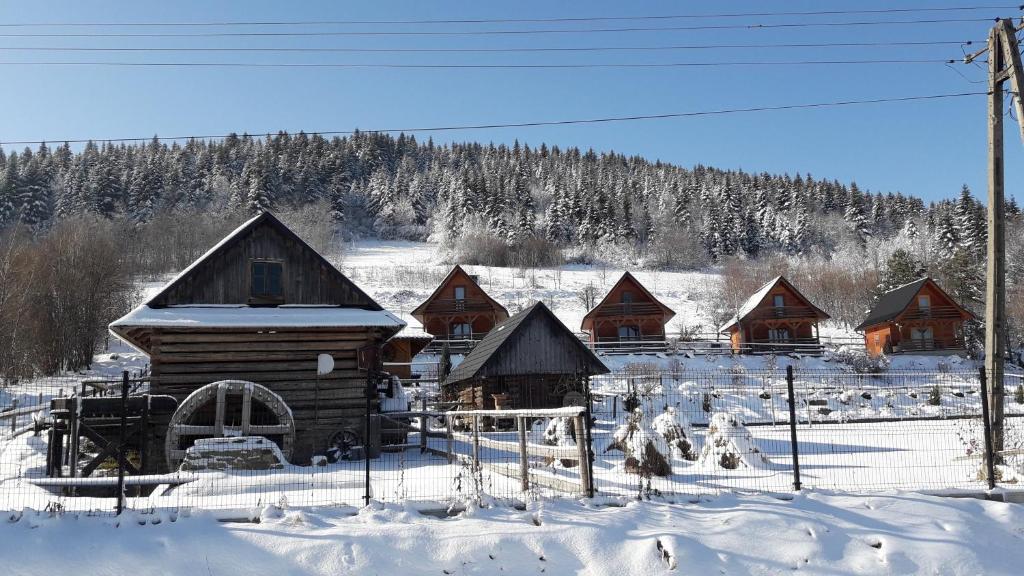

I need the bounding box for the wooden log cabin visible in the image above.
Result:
[444,301,609,410]
[580,272,675,347]
[109,212,404,470]
[411,265,509,345]
[857,277,974,357]
[719,276,830,354]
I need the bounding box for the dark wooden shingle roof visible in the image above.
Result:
[855,277,972,331]
[446,301,609,385]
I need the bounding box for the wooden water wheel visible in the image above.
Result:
[165,380,295,470]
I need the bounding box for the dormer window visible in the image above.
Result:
[251,261,283,303]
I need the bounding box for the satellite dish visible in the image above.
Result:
[317,353,335,376]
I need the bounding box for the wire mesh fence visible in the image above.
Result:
[2,368,1023,515]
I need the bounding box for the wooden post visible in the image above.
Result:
[116,371,128,515]
[517,416,529,492]
[9,398,16,434]
[573,415,592,497]
[986,22,1007,458]
[472,415,481,472]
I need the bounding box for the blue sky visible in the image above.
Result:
[1,1,1022,203]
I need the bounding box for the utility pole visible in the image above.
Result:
[966,18,1024,458]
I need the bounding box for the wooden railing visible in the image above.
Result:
[744,306,819,321]
[420,298,497,315]
[587,302,665,318]
[894,338,965,352]
[899,306,965,321]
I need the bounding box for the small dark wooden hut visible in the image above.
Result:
[444,302,609,410]
[109,212,404,470]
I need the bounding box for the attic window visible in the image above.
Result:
[251,261,284,302]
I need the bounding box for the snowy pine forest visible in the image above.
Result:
[1,131,1023,376]
[1,131,1018,264]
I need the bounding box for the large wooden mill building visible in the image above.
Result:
[110,212,404,470]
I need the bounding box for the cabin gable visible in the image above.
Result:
[148,213,379,309]
[411,265,508,339]
[581,272,675,342]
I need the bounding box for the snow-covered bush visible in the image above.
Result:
[651,407,697,461]
[832,347,890,374]
[608,409,672,477]
[543,417,579,468]
[699,413,769,470]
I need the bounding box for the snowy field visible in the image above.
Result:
[3,493,1024,576]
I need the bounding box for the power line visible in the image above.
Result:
[0,91,987,146]
[0,18,1001,38]
[0,6,1017,27]
[0,40,981,54]
[0,58,958,69]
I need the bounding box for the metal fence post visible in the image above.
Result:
[979,367,997,490]
[364,372,372,506]
[583,377,596,498]
[785,366,802,491]
[472,415,481,472]
[9,398,17,434]
[116,371,128,515]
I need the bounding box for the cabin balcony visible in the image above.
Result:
[744,337,823,354]
[419,298,497,315]
[892,337,965,354]
[745,306,820,321]
[897,306,964,321]
[587,302,665,318]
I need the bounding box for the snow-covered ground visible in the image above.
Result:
[3,493,1024,576]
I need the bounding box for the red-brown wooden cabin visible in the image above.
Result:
[411,265,509,344]
[857,277,974,357]
[580,272,675,347]
[719,276,830,354]
[382,314,434,379]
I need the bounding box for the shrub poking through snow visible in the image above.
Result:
[1016,385,1024,405]
[543,417,579,468]
[608,409,672,477]
[651,407,697,461]
[699,413,769,470]
[928,385,942,406]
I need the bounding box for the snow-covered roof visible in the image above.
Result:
[718,276,783,333]
[389,312,433,341]
[111,304,406,329]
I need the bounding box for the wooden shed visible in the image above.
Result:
[718,276,830,354]
[444,301,609,410]
[857,277,974,357]
[411,265,508,344]
[109,212,404,470]
[580,271,675,346]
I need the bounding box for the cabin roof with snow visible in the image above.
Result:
[580,271,675,331]
[718,275,829,333]
[445,301,608,385]
[110,211,402,353]
[855,277,974,331]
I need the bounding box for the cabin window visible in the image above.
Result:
[618,325,640,341]
[251,261,283,301]
[912,327,935,349]
[621,291,634,304]
[773,295,785,308]
[918,295,930,310]
[768,328,791,343]
[450,323,472,339]
[453,286,466,311]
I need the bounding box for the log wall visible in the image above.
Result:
[149,326,383,467]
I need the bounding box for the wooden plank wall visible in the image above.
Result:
[150,326,381,466]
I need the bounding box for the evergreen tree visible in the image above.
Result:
[877,249,926,295]
[0,153,19,227]
[17,152,52,227]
